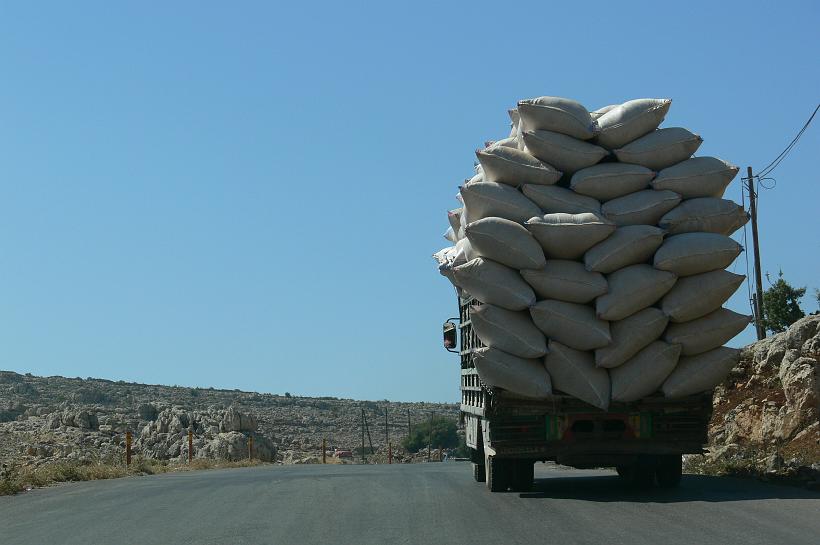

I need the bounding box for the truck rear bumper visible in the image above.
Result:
[489,440,706,465]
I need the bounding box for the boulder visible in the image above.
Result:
[220,406,258,433]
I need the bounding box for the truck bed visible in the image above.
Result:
[456,297,711,468]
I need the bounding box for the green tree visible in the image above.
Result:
[402,417,458,452]
[761,270,806,333]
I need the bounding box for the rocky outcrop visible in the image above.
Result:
[0,370,459,469]
[702,315,819,485]
[197,431,275,462]
[44,409,99,431]
[220,406,257,433]
[135,407,275,462]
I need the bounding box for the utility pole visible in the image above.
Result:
[364,411,374,454]
[361,408,366,464]
[747,167,766,340]
[427,412,433,462]
[407,409,411,438]
[384,405,389,447]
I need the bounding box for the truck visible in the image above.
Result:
[443,296,712,493]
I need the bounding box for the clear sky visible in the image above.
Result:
[1,1,817,402]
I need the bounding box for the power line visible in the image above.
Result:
[739,181,756,318]
[757,103,819,178]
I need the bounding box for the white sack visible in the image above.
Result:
[444,227,457,243]
[476,146,562,187]
[508,108,520,138]
[435,238,473,272]
[517,96,597,140]
[485,137,520,150]
[595,98,672,149]
[596,265,677,321]
[595,308,669,369]
[451,257,536,311]
[584,225,666,274]
[522,184,601,215]
[590,104,618,121]
[521,260,607,304]
[601,190,681,226]
[460,182,543,224]
[433,246,458,287]
[525,212,616,259]
[544,341,610,410]
[465,217,546,270]
[614,128,703,170]
[654,233,742,277]
[522,130,608,173]
[658,198,749,235]
[530,300,611,351]
[652,157,739,198]
[663,308,752,356]
[661,270,745,323]
[610,341,682,402]
[662,347,741,398]
[473,347,552,400]
[470,304,547,358]
[448,208,463,236]
[570,163,655,201]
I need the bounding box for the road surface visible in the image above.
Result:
[1,462,818,545]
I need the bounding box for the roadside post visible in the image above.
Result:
[388,441,392,464]
[125,431,132,468]
[188,430,193,463]
[248,436,253,461]
[322,438,326,464]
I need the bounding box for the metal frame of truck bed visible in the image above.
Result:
[453,296,711,489]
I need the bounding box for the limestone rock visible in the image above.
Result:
[220,406,257,433]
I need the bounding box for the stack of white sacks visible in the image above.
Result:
[435,97,751,410]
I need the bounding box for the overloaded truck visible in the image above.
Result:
[443,298,712,492]
[435,96,750,493]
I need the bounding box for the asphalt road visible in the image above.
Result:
[1,462,818,545]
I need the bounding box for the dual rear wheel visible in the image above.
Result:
[484,457,533,492]
[617,455,682,488]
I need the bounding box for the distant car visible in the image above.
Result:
[334,449,353,458]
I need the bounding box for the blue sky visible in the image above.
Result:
[0,1,817,402]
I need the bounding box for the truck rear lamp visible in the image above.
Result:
[628,413,655,439]
[546,415,567,440]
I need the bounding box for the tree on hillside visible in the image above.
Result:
[402,416,458,452]
[761,270,806,333]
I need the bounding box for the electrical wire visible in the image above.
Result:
[740,178,756,318]
[758,176,777,190]
[757,103,819,178]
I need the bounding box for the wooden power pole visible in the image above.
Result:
[361,408,366,464]
[747,167,766,340]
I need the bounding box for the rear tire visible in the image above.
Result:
[656,455,682,488]
[510,460,534,492]
[619,458,655,487]
[472,462,486,483]
[486,456,510,492]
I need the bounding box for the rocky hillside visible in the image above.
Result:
[698,314,819,485]
[0,373,458,468]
